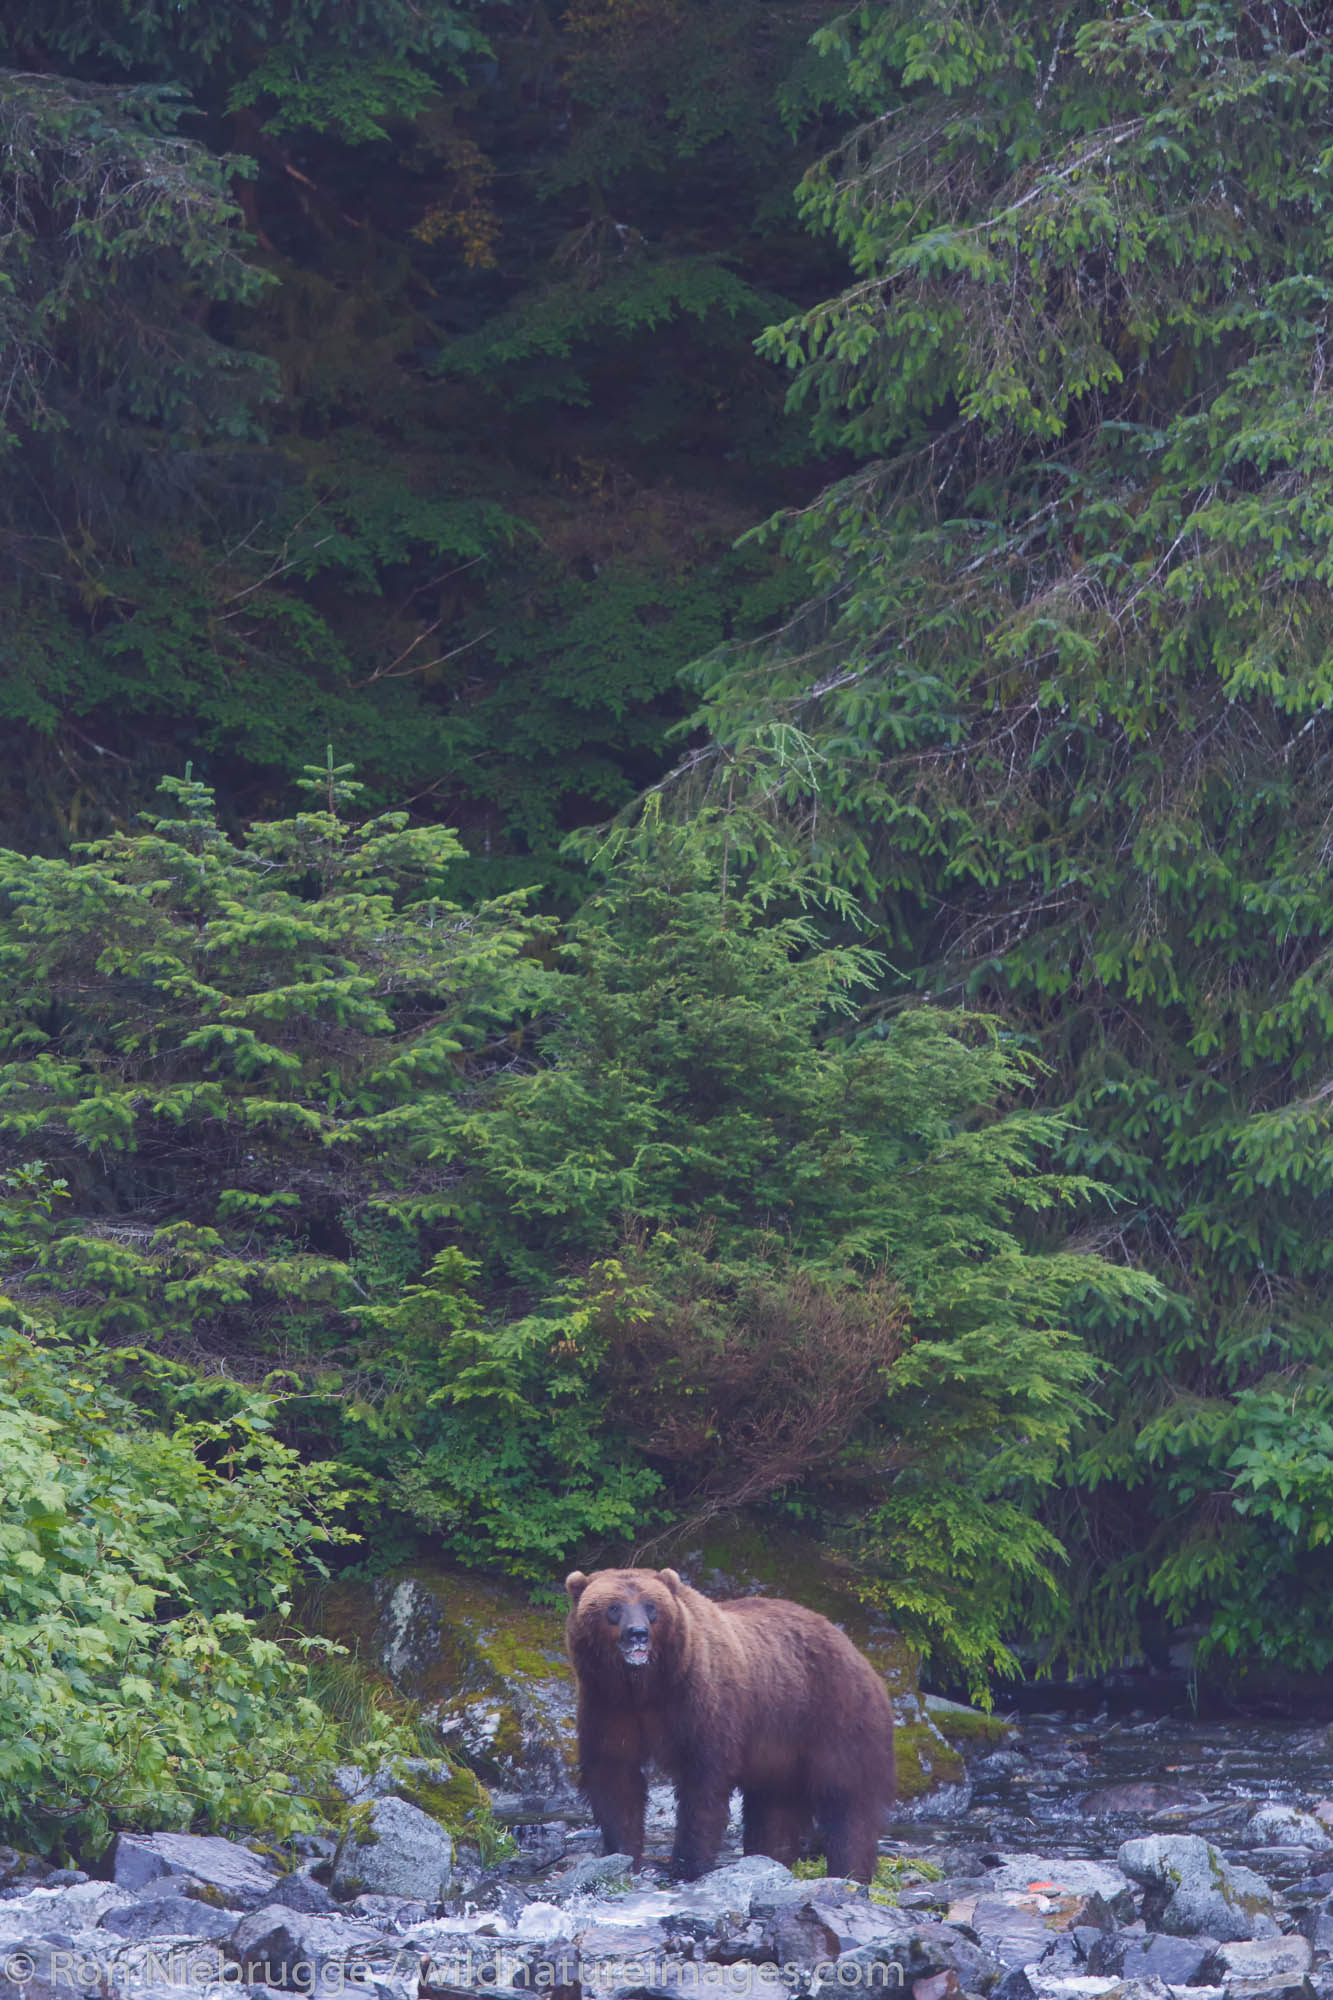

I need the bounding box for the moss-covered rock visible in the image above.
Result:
[893,1724,965,1800]
[314,1567,575,1802]
[924,1695,1016,1748]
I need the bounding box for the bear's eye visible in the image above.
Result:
[645,1604,658,1625]
[605,1604,622,1626]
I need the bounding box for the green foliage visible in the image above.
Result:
[340,1250,662,1582]
[687,0,1333,1668]
[0,0,842,871]
[449,816,1161,1677]
[0,71,271,503]
[0,1278,354,1854]
[0,777,1159,1678]
[0,764,541,1352]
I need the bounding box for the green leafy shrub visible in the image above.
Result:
[0,1285,353,1855]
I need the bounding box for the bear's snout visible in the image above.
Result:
[619,1617,653,1666]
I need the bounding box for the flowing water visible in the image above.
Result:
[892,1712,1333,1878]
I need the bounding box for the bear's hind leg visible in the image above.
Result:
[741,1792,810,1869]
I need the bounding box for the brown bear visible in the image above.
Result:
[564,1566,895,1882]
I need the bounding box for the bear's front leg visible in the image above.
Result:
[670,1769,733,1881]
[582,1756,647,1866]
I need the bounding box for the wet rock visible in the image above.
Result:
[332,1795,454,1904]
[97,1896,240,1942]
[673,1857,797,1919]
[574,1921,672,1963]
[552,1852,636,1899]
[1086,1931,1216,1983]
[511,1823,568,1871]
[811,1927,999,2000]
[264,1871,339,1915]
[911,1972,965,2000]
[1082,1785,1207,1817]
[112,1833,281,1911]
[227,1905,398,1986]
[352,1894,433,1927]
[814,1902,915,1954]
[966,1898,1050,1969]
[982,1857,1134,1912]
[321,1570,577,1803]
[1213,1937,1313,1978]
[1300,1895,1333,1951]
[1212,1936,1315,2000]
[1118,1834,1280,1941]
[0,1881,138,1931]
[1246,1809,1333,1852]
[991,1972,1039,2000]
[755,1904,842,1968]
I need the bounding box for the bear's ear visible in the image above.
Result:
[565,1570,590,1604]
[659,1568,682,1595]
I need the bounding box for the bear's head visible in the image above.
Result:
[565,1566,684,1684]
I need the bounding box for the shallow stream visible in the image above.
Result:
[895,1712,1333,1879]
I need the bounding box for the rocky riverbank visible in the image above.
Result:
[4,1713,1333,2000]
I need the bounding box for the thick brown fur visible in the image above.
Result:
[564,1566,895,1882]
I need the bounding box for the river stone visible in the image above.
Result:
[112,1832,281,1911]
[811,1930,998,2000]
[672,1857,797,1919]
[1214,1935,1314,1994]
[97,1896,240,1942]
[966,1898,1053,1969]
[1118,1835,1280,1941]
[0,1881,138,1930]
[763,1904,842,1967]
[1246,1808,1333,1852]
[351,1893,433,1927]
[511,1822,568,1870]
[991,1974,1039,2000]
[1087,1932,1217,1983]
[332,1795,453,1904]
[1082,1784,1208,1817]
[552,1852,636,1899]
[264,1871,339,1915]
[984,1856,1134,1908]
[1300,1895,1333,1951]
[228,1906,394,1984]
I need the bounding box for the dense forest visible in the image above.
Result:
[3,0,1333,1854]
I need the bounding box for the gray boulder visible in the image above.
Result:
[112,1833,281,1911]
[676,1856,796,1917]
[811,1927,998,2000]
[98,1896,239,1942]
[0,1881,137,1932]
[228,1906,396,1986]
[1118,1834,1281,1941]
[967,1896,1051,1970]
[351,1894,432,1927]
[264,1871,339,1916]
[1088,1930,1217,1983]
[1214,1934,1314,1996]
[1246,1807,1333,1852]
[332,1795,454,1904]
[551,1852,636,1901]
